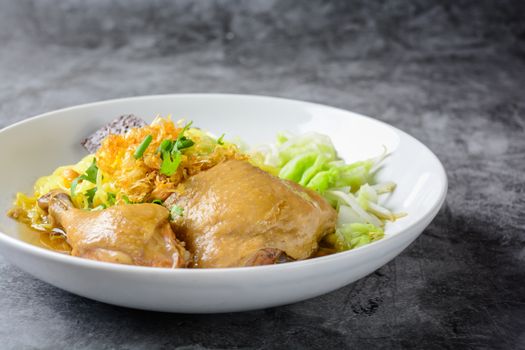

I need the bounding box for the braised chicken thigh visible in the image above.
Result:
[39,191,189,267]
[166,160,337,268]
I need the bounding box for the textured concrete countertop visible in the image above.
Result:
[0,1,523,349]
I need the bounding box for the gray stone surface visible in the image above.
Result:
[0,1,524,349]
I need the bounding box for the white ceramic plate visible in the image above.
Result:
[0,94,446,313]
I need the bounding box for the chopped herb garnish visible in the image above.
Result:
[122,195,132,204]
[170,205,184,220]
[71,158,99,197]
[158,139,173,154]
[134,135,153,159]
[173,122,194,151]
[174,121,193,149]
[160,149,182,176]
[152,199,163,205]
[158,121,195,176]
[175,136,194,150]
[107,192,116,206]
[217,133,225,145]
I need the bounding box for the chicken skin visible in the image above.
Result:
[39,191,189,268]
[166,160,337,268]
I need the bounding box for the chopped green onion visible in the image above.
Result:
[71,158,99,197]
[217,133,225,145]
[158,121,195,176]
[152,199,163,205]
[134,135,153,159]
[160,149,182,176]
[175,136,195,151]
[173,121,194,151]
[174,121,193,146]
[158,139,173,154]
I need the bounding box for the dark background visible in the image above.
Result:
[0,1,524,349]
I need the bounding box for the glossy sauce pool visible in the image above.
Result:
[16,223,71,254]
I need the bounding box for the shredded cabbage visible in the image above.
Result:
[252,132,404,252]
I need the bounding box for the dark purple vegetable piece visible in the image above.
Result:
[81,114,147,153]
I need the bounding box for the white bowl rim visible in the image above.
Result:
[0,93,448,275]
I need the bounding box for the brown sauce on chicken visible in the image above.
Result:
[21,160,337,268]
